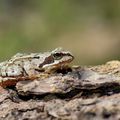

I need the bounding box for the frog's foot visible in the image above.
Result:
[45,65,72,74]
[30,73,50,80]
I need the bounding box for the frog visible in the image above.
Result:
[0,48,74,87]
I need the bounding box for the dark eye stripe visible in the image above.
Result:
[33,56,40,59]
[39,56,54,68]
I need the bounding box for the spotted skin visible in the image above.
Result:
[0,48,74,87]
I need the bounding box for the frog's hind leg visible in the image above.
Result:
[0,77,18,87]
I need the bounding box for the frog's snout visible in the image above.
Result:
[65,52,74,62]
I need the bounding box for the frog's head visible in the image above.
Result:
[51,47,74,64]
[42,48,74,69]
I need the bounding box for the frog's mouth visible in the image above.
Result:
[42,55,74,70]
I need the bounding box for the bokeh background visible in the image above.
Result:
[0,0,120,65]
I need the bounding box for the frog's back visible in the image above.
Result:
[0,52,52,77]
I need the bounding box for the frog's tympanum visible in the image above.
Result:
[0,48,74,87]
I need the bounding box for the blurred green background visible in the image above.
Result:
[0,0,120,65]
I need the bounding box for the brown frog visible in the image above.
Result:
[0,48,74,87]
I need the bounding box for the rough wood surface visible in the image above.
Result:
[0,60,120,120]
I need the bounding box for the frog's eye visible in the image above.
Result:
[52,53,63,60]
